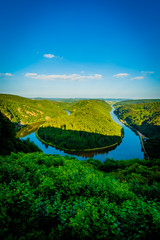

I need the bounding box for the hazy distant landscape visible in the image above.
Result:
[1,0,160,239]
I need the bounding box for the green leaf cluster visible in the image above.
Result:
[86,157,160,202]
[0,152,160,239]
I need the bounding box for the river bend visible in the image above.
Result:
[21,106,144,162]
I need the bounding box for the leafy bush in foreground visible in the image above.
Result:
[85,158,160,202]
[0,152,160,239]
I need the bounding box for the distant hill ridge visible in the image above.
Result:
[115,99,160,107]
[0,94,69,124]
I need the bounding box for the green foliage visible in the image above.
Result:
[0,112,41,155]
[41,100,122,136]
[0,152,160,239]
[1,94,160,239]
[16,121,45,138]
[87,157,160,202]
[38,100,123,150]
[115,99,160,107]
[1,95,123,150]
[0,94,68,124]
[38,127,122,150]
[144,135,160,159]
[114,102,160,128]
[114,102,160,158]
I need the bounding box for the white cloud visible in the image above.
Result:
[4,73,13,76]
[141,71,154,74]
[131,76,144,80]
[25,73,38,77]
[113,73,129,78]
[25,73,102,81]
[43,53,55,59]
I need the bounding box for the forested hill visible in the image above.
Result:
[0,94,70,124]
[41,100,121,135]
[0,112,41,155]
[114,102,160,158]
[114,102,160,127]
[38,100,123,150]
[0,95,123,150]
[115,99,160,107]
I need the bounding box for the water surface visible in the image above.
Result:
[21,106,144,161]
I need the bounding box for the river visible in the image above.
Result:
[20,106,144,161]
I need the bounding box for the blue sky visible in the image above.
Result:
[0,0,160,98]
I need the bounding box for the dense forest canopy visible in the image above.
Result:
[114,101,160,158]
[41,100,121,135]
[0,152,160,240]
[0,112,41,155]
[38,100,123,150]
[0,94,70,124]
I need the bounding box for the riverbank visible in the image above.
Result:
[36,130,123,153]
[20,105,144,161]
[115,115,149,160]
[16,121,45,138]
[137,131,150,160]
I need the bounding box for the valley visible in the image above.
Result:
[0,94,160,240]
[114,100,160,159]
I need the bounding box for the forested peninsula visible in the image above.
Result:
[37,100,123,151]
[0,94,123,151]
